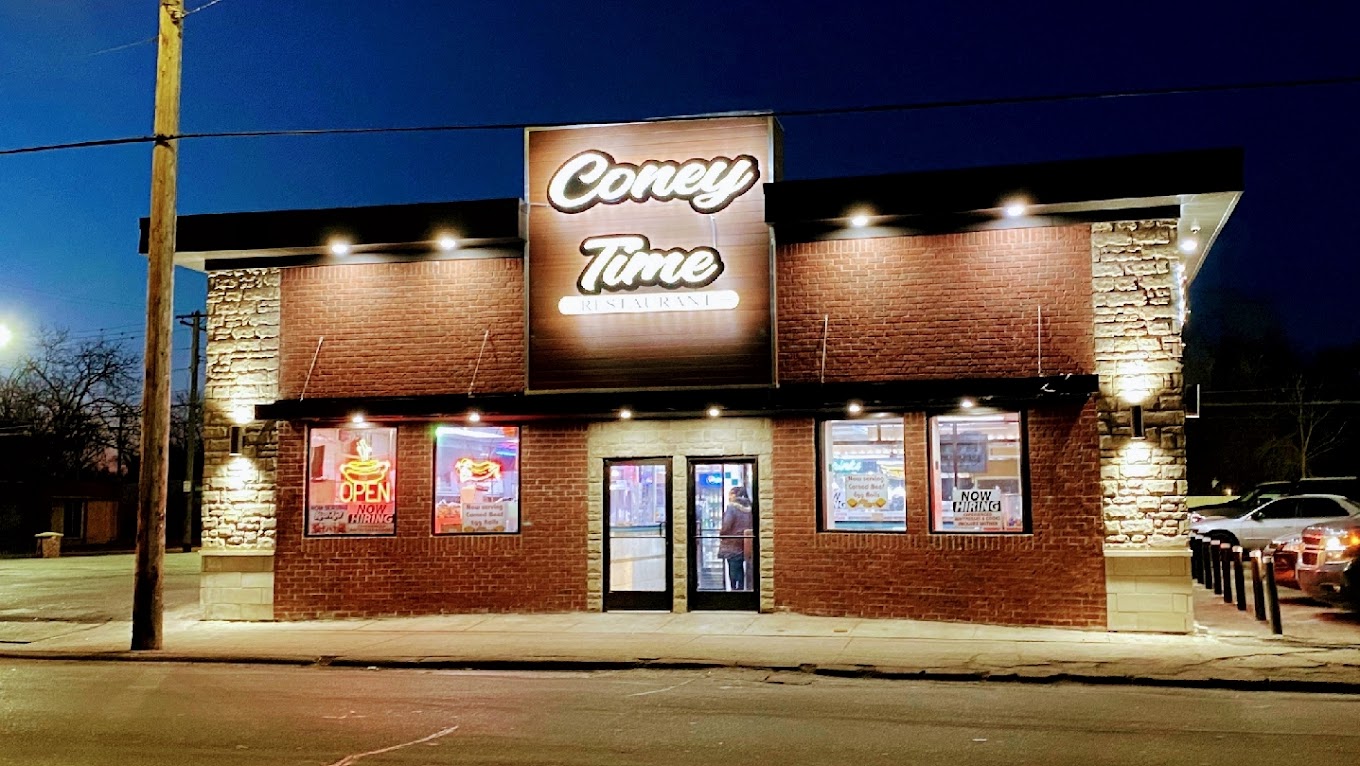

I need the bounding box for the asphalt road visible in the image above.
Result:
[2,661,1357,765]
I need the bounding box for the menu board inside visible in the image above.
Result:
[306,426,397,536]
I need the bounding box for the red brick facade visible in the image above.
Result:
[777,226,1094,382]
[772,406,1106,627]
[272,422,588,619]
[278,259,525,400]
[266,226,1105,626]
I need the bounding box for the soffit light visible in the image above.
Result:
[1179,223,1202,254]
[619,408,633,420]
[329,238,352,256]
[960,397,976,409]
[1002,199,1027,218]
[349,412,367,425]
[707,406,722,418]
[467,409,482,424]
[849,213,870,228]
[437,234,458,252]
[846,400,864,415]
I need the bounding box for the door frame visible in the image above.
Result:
[686,456,759,611]
[602,457,674,611]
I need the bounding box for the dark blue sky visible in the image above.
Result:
[2,1,1358,393]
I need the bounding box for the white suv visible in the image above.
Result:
[1190,494,1360,551]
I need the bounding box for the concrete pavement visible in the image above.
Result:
[3,552,1359,692]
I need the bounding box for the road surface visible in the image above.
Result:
[2,661,1356,765]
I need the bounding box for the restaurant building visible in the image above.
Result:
[148,116,1242,632]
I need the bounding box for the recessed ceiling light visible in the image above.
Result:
[619,408,633,420]
[707,406,721,418]
[960,398,976,409]
[329,238,352,256]
[350,412,366,425]
[437,234,458,251]
[467,410,482,423]
[1178,237,1198,253]
[1003,200,1026,218]
[850,214,870,228]
[846,401,864,415]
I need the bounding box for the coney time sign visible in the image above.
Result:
[526,117,777,391]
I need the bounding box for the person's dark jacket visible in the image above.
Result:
[719,502,752,560]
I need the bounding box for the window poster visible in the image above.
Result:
[433,426,520,534]
[306,427,397,536]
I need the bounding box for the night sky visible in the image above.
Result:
[2,1,1358,394]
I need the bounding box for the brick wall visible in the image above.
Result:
[271,422,588,619]
[772,405,1107,627]
[777,227,1094,382]
[278,259,525,400]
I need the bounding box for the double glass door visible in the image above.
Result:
[688,459,759,611]
[604,459,672,611]
[604,457,759,612]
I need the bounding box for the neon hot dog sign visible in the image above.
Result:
[547,150,760,316]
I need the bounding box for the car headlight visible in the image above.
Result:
[1322,531,1360,564]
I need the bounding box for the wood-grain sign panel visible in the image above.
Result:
[526,117,777,392]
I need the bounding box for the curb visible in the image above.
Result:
[5,650,1359,695]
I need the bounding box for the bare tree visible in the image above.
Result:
[0,330,140,479]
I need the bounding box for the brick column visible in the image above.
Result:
[1092,220,1193,632]
[199,268,281,620]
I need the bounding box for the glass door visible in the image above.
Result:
[603,459,672,611]
[688,458,758,611]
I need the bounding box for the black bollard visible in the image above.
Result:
[1190,536,1201,584]
[1263,556,1283,635]
[1233,546,1247,611]
[1220,542,1234,604]
[1210,541,1223,594]
[1250,550,1267,621]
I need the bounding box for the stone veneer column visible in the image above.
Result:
[199,268,281,620]
[1092,220,1193,633]
[585,419,775,613]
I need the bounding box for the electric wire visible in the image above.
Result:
[4,72,1360,157]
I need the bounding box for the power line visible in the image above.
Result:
[4,72,1360,158]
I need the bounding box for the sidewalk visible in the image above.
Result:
[3,554,1359,692]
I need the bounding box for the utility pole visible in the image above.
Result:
[178,310,205,554]
[133,0,185,651]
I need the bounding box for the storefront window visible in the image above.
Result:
[930,412,1027,534]
[306,426,397,536]
[820,418,906,532]
[433,426,520,534]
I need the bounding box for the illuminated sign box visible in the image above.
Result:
[526,117,779,392]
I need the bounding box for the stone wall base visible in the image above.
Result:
[201,550,274,621]
[1104,547,1193,633]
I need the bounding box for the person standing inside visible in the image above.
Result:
[719,486,753,591]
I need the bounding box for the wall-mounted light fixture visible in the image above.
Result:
[846,400,863,416]
[229,406,253,456]
[618,407,633,420]
[1131,404,1146,439]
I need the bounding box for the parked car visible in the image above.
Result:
[1190,494,1360,551]
[1191,476,1360,523]
[1190,481,1292,522]
[1296,520,1360,610]
[1266,533,1304,589]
